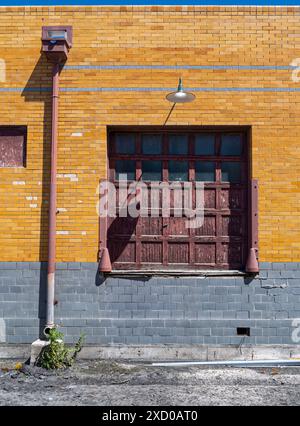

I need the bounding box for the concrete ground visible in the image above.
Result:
[0,359,300,406]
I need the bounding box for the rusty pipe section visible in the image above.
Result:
[46,62,60,329]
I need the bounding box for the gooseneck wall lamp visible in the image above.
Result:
[42,26,72,333]
[166,78,196,103]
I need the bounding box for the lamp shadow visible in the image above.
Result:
[163,103,176,125]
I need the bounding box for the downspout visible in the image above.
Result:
[46,62,60,331]
[39,26,72,337]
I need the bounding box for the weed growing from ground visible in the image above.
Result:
[36,327,84,370]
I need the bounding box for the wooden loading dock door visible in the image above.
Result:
[107,128,248,271]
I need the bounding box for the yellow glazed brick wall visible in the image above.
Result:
[0,6,299,262]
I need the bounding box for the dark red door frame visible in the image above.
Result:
[100,126,258,273]
[98,182,112,272]
[246,178,259,273]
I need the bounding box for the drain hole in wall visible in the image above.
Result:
[237,327,250,336]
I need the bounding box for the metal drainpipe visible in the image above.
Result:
[45,62,60,331]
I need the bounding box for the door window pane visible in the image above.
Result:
[115,133,135,154]
[221,162,241,183]
[142,134,162,154]
[195,133,215,155]
[115,160,135,180]
[169,160,189,181]
[169,134,188,155]
[220,134,242,156]
[142,160,162,181]
[195,161,215,182]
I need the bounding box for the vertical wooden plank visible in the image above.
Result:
[135,216,141,268]
[135,133,142,267]
[214,133,221,267]
[216,193,222,268]
[215,133,221,183]
[188,133,195,266]
[162,133,168,265]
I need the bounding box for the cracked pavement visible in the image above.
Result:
[0,360,300,406]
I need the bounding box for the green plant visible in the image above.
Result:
[36,327,85,370]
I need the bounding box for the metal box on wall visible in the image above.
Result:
[42,26,73,63]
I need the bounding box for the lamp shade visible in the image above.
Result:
[166,78,196,103]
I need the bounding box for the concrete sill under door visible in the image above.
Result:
[108,269,248,278]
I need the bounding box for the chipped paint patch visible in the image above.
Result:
[0,319,6,343]
[71,132,83,137]
[81,231,87,235]
[12,181,25,185]
[56,231,69,235]
[0,59,5,83]
[29,204,38,208]
[57,207,67,212]
[57,174,79,182]
[26,196,38,201]
[65,174,79,182]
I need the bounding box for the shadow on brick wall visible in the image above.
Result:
[21,55,54,338]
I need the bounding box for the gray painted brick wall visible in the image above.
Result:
[0,261,300,345]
